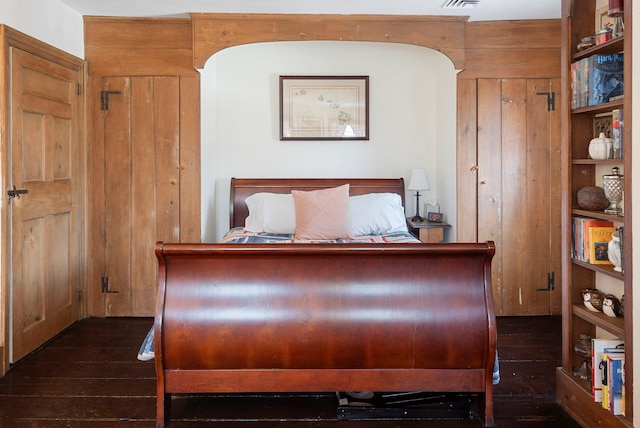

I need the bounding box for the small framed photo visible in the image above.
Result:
[427,212,443,223]
[280,76,369,140]
[596,5,615,32]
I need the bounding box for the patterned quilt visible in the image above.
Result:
[220,227,421,244]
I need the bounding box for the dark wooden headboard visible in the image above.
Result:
[229,178,406,229]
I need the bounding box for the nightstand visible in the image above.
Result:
[406,218,450,243]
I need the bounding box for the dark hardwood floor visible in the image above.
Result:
[0,316,581,427]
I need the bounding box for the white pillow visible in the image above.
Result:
[244,191,408,236]
[349,193,408,236]
[244,193,296,234]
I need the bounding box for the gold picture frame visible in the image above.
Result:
[279,76,369,141]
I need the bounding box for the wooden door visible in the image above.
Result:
[10,48,81,362]
[476,78,562,316]
[88,76,200,317]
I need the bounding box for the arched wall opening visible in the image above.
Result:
[199,41,458,242]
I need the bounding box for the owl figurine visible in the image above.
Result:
[582,288,605,312]
[603,294,622,317]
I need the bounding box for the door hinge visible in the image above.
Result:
[77,84,82,96]
[537,272,555,291]
[536,91,556,111]
[101,276,119,294]
[100,90,122,110]
[78,290,82,302]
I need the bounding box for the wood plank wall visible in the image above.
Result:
[84,18,200,316]
[83,15,560,317]
[456,19,561,242]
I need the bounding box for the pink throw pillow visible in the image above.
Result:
[292,184,352,240]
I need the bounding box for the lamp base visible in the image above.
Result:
[411,215,424,222]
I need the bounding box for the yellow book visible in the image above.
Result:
[589,226,616,265]
[601,352,609,409]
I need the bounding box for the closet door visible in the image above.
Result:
[88,76,200,317]
[461,78,562,316]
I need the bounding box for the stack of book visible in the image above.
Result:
[572,216,615,264]
[592,338,625,415]
[571,52,624,109]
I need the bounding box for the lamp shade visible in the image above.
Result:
[408,169,430,191]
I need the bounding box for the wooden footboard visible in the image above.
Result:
[154,242,496,427]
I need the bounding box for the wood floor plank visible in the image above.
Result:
[0,316,581,427]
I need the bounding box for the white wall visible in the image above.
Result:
[0,0,83,58]
[200,41,457,242]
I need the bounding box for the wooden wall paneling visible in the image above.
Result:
[500,79,530,314]
[178,76,201,243]
[456,78,478,242]
[500,79,562,315]
[103,77,133,316]
[83,18,197,76]
[190,14,467,69]
[80,16,562,318]
[86,76,106,317]
[153,77,181,245]
[463,49,561,79]
[477,79,504,315]
[459,20,561,79]
[90,75,188,317]
[131,77,157,316]
[476,78,562,316]
[548,78,563,316]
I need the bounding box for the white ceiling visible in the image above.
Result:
[57,0,561,21]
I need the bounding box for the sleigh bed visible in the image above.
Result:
[152,178,497,427]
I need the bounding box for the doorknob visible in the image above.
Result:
[7,185,28,200]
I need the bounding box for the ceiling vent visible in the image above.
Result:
[441,0,481,8]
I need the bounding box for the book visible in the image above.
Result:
[588,226,616,265]
[570,57,591,109]
[570,62,580,109]
[622,359,626,415]
[612,108,623,159]
[588,53,624,106]
[607,353,625,415]
[571,217,613,262]
[601,347,624,411]
[619,108,624,159]
[592,338,624,402]
[582,220,613,262]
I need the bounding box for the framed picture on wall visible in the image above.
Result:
[280,76,369,140]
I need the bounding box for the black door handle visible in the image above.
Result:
[7,185,28,199]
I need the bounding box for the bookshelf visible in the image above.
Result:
[557,0,633,426]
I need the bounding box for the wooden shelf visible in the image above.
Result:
[572,209,624,223]
[572,258,624,280]
[572,158,624,165]
[559,0,632,424]
[572,304,625,338]
[557,368,632,428]
[572,99,624,115]
[572,35,624,61]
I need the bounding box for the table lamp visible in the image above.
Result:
[408,168,430,222]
